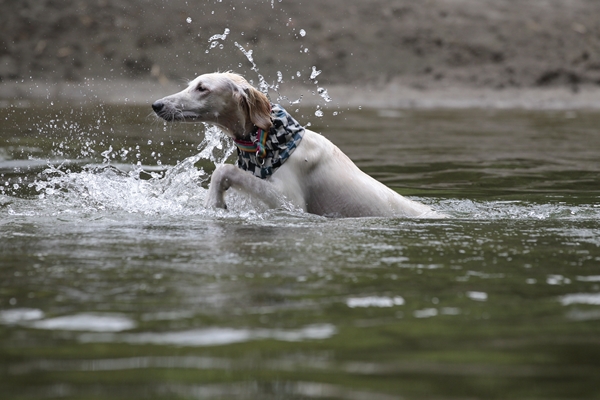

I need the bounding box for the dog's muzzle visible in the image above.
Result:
[152,101,165,113]
[152,101,199,122]
[152,101,176,121]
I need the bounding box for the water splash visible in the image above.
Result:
[1,17,336,217]
[21,119,243,216]
[207,28,230,51]
[234,42,278,95]
[30,162,205,215]
[191,6,332,111]
[317,87,332,103]
[208,28,230,42]
[309,66,321,81]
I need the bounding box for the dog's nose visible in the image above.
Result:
[152,101,164,113]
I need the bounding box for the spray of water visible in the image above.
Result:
[28,112,250,215]
[4,3,339,218]
[207,28,230,52]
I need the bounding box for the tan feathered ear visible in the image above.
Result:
[243,86,272,132]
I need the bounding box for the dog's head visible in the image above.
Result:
[152,72,272,138]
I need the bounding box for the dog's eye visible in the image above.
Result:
[196,84,207,92]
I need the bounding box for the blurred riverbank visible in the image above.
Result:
[2,0,600,109]
[2,79,600,110]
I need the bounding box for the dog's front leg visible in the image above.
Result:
[205,164,285,210]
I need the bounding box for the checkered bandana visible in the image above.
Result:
[234,103,305,179]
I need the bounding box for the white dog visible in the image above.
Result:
[152,72,438,218]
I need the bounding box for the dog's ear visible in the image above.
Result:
[241,86,272,132]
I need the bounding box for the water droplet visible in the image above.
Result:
[299,29,306,37]
[208,28,230,42]
[317,87,332,102]
[310,66,321,80]
[186,17,192,23]
[315,109,323,117]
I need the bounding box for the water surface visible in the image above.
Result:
[1,103,599,399]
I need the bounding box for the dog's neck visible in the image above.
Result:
[233,104,305,179]
[240,120,257,140]
[222,121,254,141]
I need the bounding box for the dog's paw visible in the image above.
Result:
[204,194,228,210]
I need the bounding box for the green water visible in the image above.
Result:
[1,104,599,399]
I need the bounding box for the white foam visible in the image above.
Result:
[79,324,336,347]
[559,293,600,306]
[0,308,44,324]
[413,308,438,318]
[576,276,600,282]
[466,291,488,301]
[346,296,405,308]
[29,313,136,332]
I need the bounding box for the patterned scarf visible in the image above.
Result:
[233,104,305,179]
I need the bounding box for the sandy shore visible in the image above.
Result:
[3,79,600,110]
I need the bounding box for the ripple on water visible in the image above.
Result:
[559,293,600,306]
[435,199,600,221]
[29,313,136,332]
[3,160,599,222]
[78,324,337,347]
[0,308,45,325]
[0,310,136,332]
[346,296,405,308]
